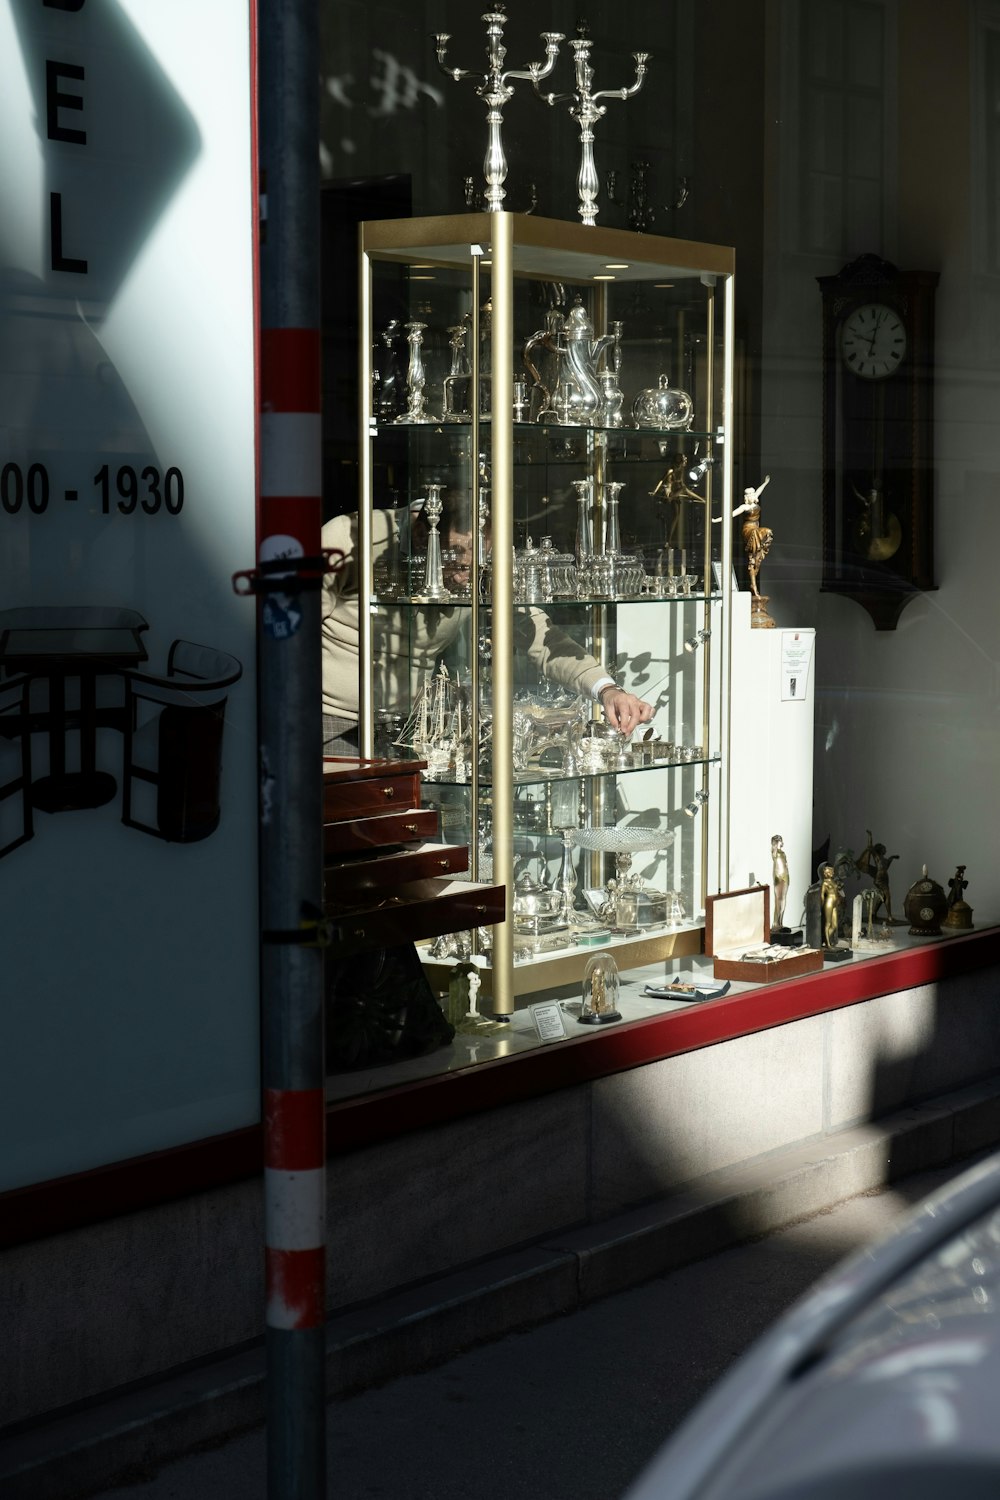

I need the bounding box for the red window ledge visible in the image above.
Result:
[4,928,998,1249]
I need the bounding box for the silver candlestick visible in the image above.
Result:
[573,477,594,570]
[421,484,453,601]
[398,321,433,424]
[537,29,650,226]
[435,6,563,213]
[557,828,579,922]
[605,480,625,557]
[442,322,472,421]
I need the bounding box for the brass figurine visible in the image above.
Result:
[771,833,789,931]
[731,474,773,626]
[947,870,977,924]
[820,864,841,948]
[943,865,974,931]
[650,452,705,549]
[855,829,903,925]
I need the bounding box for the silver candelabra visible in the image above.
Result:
[536,27,649,226]
[435,6,563,213]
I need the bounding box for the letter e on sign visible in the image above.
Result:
[46,60,87,145]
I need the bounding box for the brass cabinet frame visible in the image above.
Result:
[359,213,735,1015]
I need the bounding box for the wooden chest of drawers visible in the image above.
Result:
[322,755,504,954]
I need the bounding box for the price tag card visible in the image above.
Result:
[530,1001,567,1042]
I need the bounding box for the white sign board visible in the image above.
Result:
[0,0,259,1190]
[780,630,815,702]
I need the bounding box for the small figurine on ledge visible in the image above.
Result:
[719,474,774,627]
[820,862,852,962]
[769,833,798,945]
[943,864,975,931]
[855,829,905,925]
[452,957,503,1035]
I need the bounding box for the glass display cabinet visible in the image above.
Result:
[358,212,735,1017]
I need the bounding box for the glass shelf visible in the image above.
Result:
[376,417,717,444]
[372,592,721,608]
[418,754,722,789]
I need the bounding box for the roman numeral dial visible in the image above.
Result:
[839,302,907,380]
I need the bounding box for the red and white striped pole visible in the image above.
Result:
[257,1,326,1495]
[264,1083,326,1336]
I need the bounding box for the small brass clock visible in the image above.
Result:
[818,254,939,629]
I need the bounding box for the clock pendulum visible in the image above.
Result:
[849,383,902,563]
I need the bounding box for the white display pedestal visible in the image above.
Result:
[727,593,815,929]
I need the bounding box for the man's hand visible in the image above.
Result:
[598,685,654,734]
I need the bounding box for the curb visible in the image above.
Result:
[5,1075,1000,1500]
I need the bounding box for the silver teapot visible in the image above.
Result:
[523,296,616,426]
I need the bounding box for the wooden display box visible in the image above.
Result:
[706,886,823,983]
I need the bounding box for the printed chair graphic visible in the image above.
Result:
[121,640,243,842]
[0,603,152,845]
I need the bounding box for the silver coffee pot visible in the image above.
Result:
[523,296,616,425]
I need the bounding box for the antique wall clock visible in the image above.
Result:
[817,254,939,629]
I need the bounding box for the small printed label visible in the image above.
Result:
[781,631,814,700]
[531,1001,567,1042]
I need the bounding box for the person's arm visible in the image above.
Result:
[514,608,654,732]
[320,513,358,612]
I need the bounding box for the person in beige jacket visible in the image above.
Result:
[321,508,653,754]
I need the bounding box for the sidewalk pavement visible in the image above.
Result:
[6,1074,1000,1500]
[79,1151,991,1500]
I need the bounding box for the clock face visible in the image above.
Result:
[839,302,907,380]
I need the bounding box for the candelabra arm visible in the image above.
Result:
[592,52,650,105]
[534,82,572,107]
[434,34,480,85]
[515,34,563,88]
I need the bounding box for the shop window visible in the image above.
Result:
[797,0,890,257]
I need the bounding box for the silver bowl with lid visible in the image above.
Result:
[632,374,694,430]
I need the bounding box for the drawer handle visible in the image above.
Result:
[403,823,418,834]
[382,785,395,799]
[439,857,451,869]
